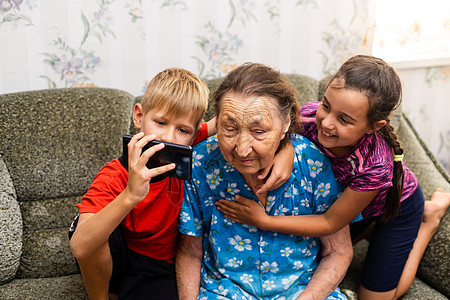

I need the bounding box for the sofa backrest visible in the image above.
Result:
[0,87,135,279]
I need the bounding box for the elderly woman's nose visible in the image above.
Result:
[235,134,253,157]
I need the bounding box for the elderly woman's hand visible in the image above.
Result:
[216,195,269,229]
[256,142,294,195]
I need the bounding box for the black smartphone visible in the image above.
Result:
[122,134,193,181]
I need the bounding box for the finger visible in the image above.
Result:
[148,163,176,179]
[216,200,241,211]
[257,166,272,180]
[127,132,144,162]
[230,217,243,224]
[256,176,277,194]
[140,142,165,167]
[216,204,236,217]
[234,195,252,205]
[224,214,241,223]
[270,179,284,190]
[129,133,155,163]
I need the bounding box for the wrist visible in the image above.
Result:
[121,187,144,207]
[258,214,272,231]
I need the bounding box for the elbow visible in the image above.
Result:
[176,234,203,261]
[343,243,353,267]
[340,230,354,268]
[322,227,340,236]
[321,225,353,265]
[322,214,344,236]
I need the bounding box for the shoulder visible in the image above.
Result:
[339,134,394,189]
[192,135,221,163]
[358,133,393,169]
[94,158,126,177]
[300,101,320,116]
[193,134,219,151]
[299,102,320,141]
[90,159,128,190]
[291,135,335,181]
[80,159,128,211]
[291,134,329,163]
[290,136,342,212]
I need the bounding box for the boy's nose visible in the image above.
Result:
[161,129,176,143]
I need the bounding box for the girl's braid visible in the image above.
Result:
[379,120,404,221]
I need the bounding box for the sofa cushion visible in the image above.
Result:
[0,87,136,279]
[0,274,87,300]
[15,196,80,278]
[0,156,22,284]
[17,227,78,278]
[0,88,135,202]
[19,196,80,232]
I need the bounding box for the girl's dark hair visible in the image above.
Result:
[331,55,404,222]
[212,62,301,150]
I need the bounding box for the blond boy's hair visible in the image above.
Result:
[141,68,209,128]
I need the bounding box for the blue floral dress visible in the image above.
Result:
[179,135,347,300]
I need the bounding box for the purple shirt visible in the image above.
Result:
[300,101,418,218]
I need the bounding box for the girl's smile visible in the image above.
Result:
[316,84,374,156]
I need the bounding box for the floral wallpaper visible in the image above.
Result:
[0,0,373,92]
[0,0,449,172]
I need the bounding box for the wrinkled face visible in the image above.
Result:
[134,103,197,145]
[217,93,290,175]
[316,85,373,156]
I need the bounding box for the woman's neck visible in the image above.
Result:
[242,173,268,206]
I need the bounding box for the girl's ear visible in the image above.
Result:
[368,119,387,133]
[133,103,143,129]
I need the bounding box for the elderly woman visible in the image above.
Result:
[176,63,352,299]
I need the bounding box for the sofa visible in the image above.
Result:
[0,74,448,300]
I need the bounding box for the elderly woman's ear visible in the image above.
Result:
[281,119,291,139]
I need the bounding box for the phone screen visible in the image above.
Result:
[122,134,193,181]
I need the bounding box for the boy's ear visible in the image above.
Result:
[133,103,143,129]
[368,120,387,134]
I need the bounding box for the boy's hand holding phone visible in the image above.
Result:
[124,133,177,204]
[122,133,193,205]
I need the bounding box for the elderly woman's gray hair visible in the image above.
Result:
[212,62,301,149]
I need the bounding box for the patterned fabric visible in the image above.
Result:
[179,135,346,299]
[300,101,418,218]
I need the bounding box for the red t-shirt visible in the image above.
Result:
[76,123,209,263]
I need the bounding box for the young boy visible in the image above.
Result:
[69,68,211,300]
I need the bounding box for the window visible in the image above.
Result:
[373,0,450,68]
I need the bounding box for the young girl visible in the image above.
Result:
[216,55,450,300]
